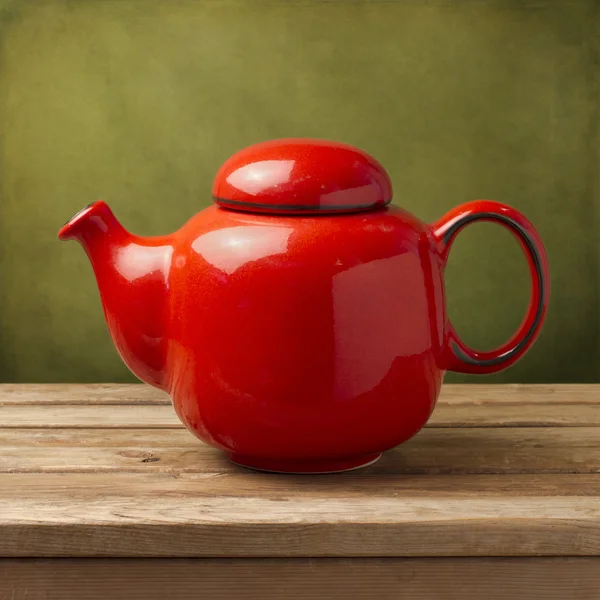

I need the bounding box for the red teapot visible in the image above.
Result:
[59,139,549,473]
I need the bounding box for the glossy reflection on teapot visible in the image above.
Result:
[59,138,549,474]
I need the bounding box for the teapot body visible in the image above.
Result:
[165,204,445,472]
[59,138,549,473]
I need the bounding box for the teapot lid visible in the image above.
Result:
[212,138,392,214]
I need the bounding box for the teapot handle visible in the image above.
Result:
[431,200,549,374]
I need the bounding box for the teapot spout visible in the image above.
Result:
[59,201,172,390]
[59,200,125,243]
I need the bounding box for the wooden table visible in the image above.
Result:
[0,384,599,599]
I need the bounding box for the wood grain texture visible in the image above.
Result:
[1,558,599,600]
[1,471,599,498]
[0,405,181,428]
[3,383,594,405]
[0,384,599,558]
[0,384,170,405]
[0,427,599,474]
[0,472,599,557]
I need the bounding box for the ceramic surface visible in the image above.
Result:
[59,139,549,473]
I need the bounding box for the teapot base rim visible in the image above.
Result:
[227,452,382,474]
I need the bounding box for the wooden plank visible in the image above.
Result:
[440,384,600,405]
[0,405,181,428]
[0,428,195,447]
[0,428,599,474]
[0,471,598,499]
[0,472,599,557]
[431,403,600,427]
[1,385,598,427]
[0,383,597,407]
[0,401,598,428]
[0,558,599,600]
[432,384,600,426]
[0,383,170,405]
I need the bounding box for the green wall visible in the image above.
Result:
[0,0,598,383]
